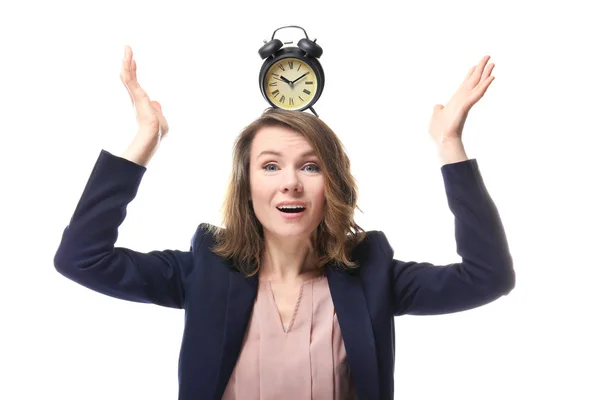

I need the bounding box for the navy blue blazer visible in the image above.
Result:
[54,149,515,400]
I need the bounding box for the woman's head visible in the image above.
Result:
[209,108,365,276]
[248,123,326,243]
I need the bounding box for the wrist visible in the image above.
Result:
[438,139,468,165]
[122,135,159,167]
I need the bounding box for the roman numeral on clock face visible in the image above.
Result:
[279,95,286,103]
[288,61,294,70]
[289,98,294,106]
[271,89,280,97]
[303,89,311,95]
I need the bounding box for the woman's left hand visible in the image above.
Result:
[429,55,495,144]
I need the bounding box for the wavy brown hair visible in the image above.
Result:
[206,107,366,276]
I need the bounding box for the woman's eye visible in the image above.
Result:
[263,164,278,172]
[304,163,321,172]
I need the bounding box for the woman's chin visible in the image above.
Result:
[265,224,316,239]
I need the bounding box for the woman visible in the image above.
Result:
[54,45,515,400]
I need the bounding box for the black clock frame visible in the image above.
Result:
[259,46,325,117]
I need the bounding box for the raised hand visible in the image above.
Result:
[120,45,169,143]
[429,55,495,144]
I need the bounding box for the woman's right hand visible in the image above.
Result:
[120,45,169,144]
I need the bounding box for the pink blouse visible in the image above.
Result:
[222,274,356,399]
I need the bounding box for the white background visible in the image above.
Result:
[1,0,598,399]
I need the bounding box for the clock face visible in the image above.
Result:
[264,57,319,110]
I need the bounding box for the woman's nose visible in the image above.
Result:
[280,169,303,193]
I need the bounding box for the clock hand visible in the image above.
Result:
[279,75,293,85]
[291,72,309,85]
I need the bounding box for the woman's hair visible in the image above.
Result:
[206,107,366,276]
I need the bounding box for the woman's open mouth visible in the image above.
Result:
[277,205,306,219]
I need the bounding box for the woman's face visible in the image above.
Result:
[249,125,325,240]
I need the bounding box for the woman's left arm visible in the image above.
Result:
[383,157,515,316]
[386,55,514,316]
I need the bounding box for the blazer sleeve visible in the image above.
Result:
[53,149,198,309]
[381,159,515,316]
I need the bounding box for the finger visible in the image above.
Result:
[122,46,135,81]
[480,76,495,95]
[121,46,136,104]
[120,47,146,105]
[472,55,491,85]
[157,112,169,138]
[122,45,130,72]
[160,115,169,138]
[151,101,169,136]
[471,75,495,104]
[150,100,162,114]
[131,59,137,80]
[159,107,169,134]
[463,56,489,89]
[121,46,140,89]
[481,62,495,82]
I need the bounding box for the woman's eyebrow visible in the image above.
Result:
[256,150,316,160]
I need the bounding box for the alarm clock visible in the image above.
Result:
[258,25,324,117]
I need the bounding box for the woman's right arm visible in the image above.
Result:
[53,149,198,309]
[53,46,196,309]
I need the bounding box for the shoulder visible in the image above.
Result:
[190,222,224,252]
[188,223,240,277]
[336,230,397,290]
[353,230,391,254]
[349,230,394,269]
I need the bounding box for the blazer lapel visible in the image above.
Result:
[212,264,380,400]
[326,266,380,400]
[214,269,258,399]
